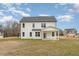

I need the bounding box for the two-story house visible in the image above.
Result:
[20,16,59,40]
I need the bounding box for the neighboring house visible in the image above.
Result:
[20,16,59,40]
[0,29,4,38]
[77,33,79,37]
[64,28,77,37]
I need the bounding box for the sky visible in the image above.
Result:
[0,3,79,32]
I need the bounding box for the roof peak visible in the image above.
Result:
[20,16,57,22]
[23,16,55,18]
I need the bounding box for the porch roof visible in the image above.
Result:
[32,29,41,31]
[42,27,58,32]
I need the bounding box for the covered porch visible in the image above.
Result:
[41,27,59,40]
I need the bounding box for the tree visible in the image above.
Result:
[4,20,20,37]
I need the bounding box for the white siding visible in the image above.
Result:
[46,22,56,27]
[21,22,56,39]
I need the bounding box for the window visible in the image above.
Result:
[22,32,25,37]
[35,32,37,37]
[22,23,25,28]
[30,32,32,37]
[44,23,46,28]
[38,32,40,36]
[33,23,35,28]
[35,32,40,37]
[52,32,54,36]
[41,23,43,27]
[41,23,46,28]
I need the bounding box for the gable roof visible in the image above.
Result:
[64,28,77,31]
[20,16,57,22]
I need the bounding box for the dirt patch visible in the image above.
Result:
[0,41,24,50]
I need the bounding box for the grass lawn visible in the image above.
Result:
[0,38,79,56]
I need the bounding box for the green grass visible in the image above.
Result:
[0,38,79,56]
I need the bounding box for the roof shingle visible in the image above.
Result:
[20,16,57,22]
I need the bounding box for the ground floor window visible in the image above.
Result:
[52,32,54,36]
[22,32,25,37]
[35,32,40,37]
[30,32,32,37]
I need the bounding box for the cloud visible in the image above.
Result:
[13,10,30,17]
[73,4,79,12]
[0,16,19,23]
[2,3,22,8]
[10,8,30,17]
[26,8,31,12]
[0,4,31,17]
[0,12,4,16]
[67,4,79,14]
[57,15,73,22]
[21,13,30,17]
[0,16,20,28]
[54,3,67,8]
[58,3,67,6]
[68,9,73,13]
[0,3,31,27]
[39,14,50,16]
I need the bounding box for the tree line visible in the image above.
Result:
[0,20,20,37]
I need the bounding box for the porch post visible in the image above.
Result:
[41,31,43,40]
[54,31,56,40]
[58,30,59,40]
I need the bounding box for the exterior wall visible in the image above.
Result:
[46,22,56,27]
[21,22,56,39]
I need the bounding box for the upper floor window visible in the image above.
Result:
[44,23,46,28]
[33,23,35,28]
[41,23,46,28]
[22,23,25,28]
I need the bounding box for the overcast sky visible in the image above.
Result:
[0,3,79,32]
